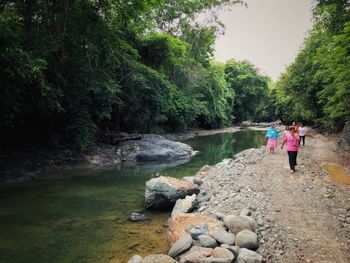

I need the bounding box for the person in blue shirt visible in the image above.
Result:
[266,123,280,153]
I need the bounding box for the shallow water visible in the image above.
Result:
[323,163,350,185]
[0,130,265,263]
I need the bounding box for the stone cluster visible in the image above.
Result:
[128,148,267,263]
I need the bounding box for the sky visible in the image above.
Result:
[214,0,314,80]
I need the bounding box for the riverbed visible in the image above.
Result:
[0,130,265,263]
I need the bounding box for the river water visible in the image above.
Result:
[0,130,265,263]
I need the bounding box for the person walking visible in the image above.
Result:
[281,126,300,174]
[298,124,307,146]
[266,123,280,154]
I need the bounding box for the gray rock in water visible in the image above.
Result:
[127,255,143,263]
[144,254,177,263]
[198,235,218,248]
[188,223,209,240]
[145,176,198,209]
[168,234,192,258]
[237,248,262,263]
[118,134,193,162]
[235,230,259,249]
[210,230,235,245]
[128,213,145,222]
[172,194,197,216]
[223,215,257,234]
[211,247,235,262]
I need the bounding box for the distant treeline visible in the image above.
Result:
[1,1,348,150]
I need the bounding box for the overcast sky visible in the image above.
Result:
[214,0,314,80]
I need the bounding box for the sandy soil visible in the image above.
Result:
[198,129,350,262]
[256,132,350,262]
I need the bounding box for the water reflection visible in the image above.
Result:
[0,130,265,263]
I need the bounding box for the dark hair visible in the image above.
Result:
[288,126,294,131]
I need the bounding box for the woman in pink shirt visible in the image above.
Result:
[281,126,300,174]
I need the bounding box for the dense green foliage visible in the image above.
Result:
[1,0,274,150]
[274,0,350,130]
[7,0,348,150]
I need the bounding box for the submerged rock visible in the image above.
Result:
[118,134,194,162]
[128,213,146,222]
[145,176,198,209]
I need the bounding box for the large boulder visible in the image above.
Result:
[223,215,257,234]
[118,134,194,162]
[145,176,198,209]
[339,121,350,151]
[237,248,262,263]
[167,213,226,246]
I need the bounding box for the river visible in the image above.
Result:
[0,130,265,263]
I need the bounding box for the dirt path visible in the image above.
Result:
[255,133,350,262]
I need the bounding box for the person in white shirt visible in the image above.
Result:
[298,124,308,146]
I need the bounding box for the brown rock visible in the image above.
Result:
[168,213,225,246]
[161,176,198,192]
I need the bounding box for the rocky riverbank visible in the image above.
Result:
[129,129,350,262]
[0,134,195,184]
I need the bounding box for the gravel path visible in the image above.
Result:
[196,131,350,262]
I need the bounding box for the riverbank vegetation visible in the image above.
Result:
[1,0,349,151]
[273,0,350,130]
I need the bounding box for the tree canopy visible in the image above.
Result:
[273,0,350,130]
[1,0,348,150]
